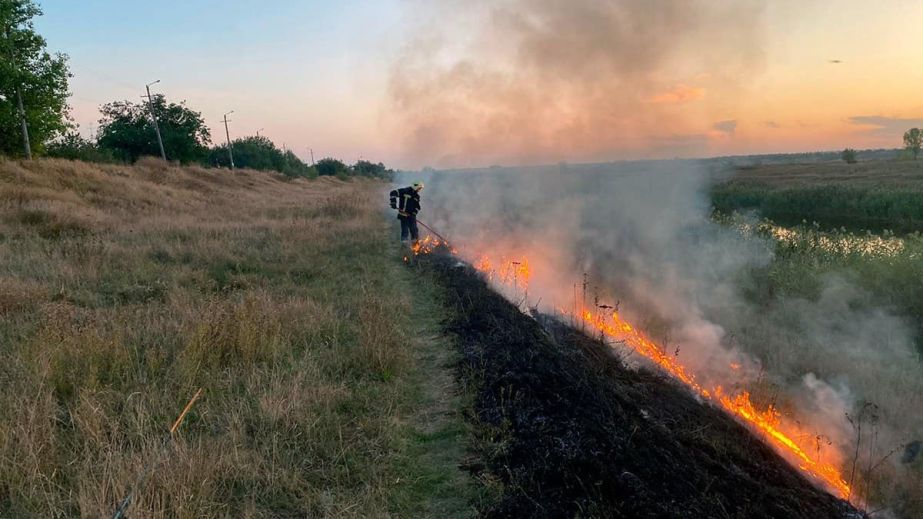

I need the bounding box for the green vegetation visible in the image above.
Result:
[316,157,350,177]
[711,160,923,233]
[723,216,923,343]
[207,136,316,178]
[711,215,923,515]
[841,148,857,164]
[97,95,211,164]
[906,128,921,160]
[713,184,923,232]
[46,130,118,163]
[0,158,473,517]
[0,0,72,157]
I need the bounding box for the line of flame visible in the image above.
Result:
[406,237,852,499]
[583,310,851,499]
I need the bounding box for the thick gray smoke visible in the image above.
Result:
[396,162,921,512]
[389,0,767,167]
[388,0,921,513]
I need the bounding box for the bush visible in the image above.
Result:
[207,137,316,178]
[353,160,393,180]
[315,157,348,177]
[841,148,857,164]
[46,132,119,163]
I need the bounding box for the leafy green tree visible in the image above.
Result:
[905,128,921,160]
[0,0,72,157]
[315,157,348,177]
[280,150,316,178]
[46,131,117,163]
[97,95,210,163]
[208,135,281,170]
[207,136,315,177]
[353,159,393,179]
[841,148,857,164]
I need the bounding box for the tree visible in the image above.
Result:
[315,157,348,177]
[97,95,210,163]
[46,130,116,163]
[207,135,315,177]
[353,159,393,179]
[841,148,857,164]
[0,0,72,157]
[904,128,921,160]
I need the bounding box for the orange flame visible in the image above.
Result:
[404,233,852,500]
[583,306,852,499]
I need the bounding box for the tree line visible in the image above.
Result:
[0,0,392,180]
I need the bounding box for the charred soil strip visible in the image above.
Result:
[420,253,865,518]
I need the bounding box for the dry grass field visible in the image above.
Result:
[0,158,472,517]
[717,159,923,189]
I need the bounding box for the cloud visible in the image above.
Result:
[849,115,923,137]
[647,84,706,105]
[712,120,738,136]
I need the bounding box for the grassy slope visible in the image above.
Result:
[711,159,923,232]
[0,158,473,517]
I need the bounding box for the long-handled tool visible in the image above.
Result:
[416,219,450,244]
[112,388,204,519]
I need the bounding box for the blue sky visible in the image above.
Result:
[35,0,403,164]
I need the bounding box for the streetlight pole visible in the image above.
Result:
[144,80,167,161]
[223,111,235,169]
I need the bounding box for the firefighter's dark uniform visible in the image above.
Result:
[389,186,421,243]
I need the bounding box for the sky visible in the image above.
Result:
[35,0,923,169]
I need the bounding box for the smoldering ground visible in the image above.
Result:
[396,161,923,513]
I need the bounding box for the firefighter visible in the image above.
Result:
[389,182,424,244]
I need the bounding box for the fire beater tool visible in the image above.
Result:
[415,219,451,244]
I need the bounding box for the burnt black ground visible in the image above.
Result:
[418,252,866,518]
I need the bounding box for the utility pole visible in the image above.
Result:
[144,80,167,160]
[15,87,31,160]
[223,111,235,169]
[309,148,315,165]
[256,128,264,137]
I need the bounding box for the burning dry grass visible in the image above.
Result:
[0,157,470,517]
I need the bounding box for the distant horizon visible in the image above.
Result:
[397,146,908,173]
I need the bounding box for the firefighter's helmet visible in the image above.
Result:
[412,182,424,191]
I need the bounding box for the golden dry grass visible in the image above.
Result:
[0,157,471,517]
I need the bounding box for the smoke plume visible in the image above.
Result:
[389,0,767,167]
[396,161,921,513]
[390,0,921,513]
